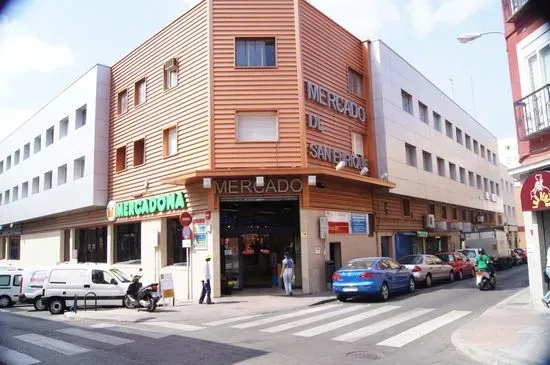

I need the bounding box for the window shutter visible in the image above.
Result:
[352,134,364,156]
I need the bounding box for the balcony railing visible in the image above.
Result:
[503,0,532,21]
[515,84,550,139]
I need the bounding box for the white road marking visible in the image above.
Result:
[90,323,117,328]
[0,345,40,365]
[293,305,400,338]
[377,310,471,348]
[333,308,434,342]
[56,328,134,345]
[204,314,263,326]
[261,305,365,333]
[232,305,341,329]
[15,333,90,356]
[101,325,170,339]
[149,321,204,331]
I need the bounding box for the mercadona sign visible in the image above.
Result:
[107,192,186,221]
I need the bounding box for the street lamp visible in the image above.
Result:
[456,31,504,44]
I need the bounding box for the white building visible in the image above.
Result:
[0,64,111,267]
[498,138,520,169]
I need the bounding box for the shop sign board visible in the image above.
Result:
[0,223,23,236]
[215,178,303,195]
[450,222,463,232]
[305,80,367,123]
[520,171,550,211]
[159,273,174,299]
[319,217,328,239]
[462,223,473,232]
[308,143,368,171]
[107,192,186,221]
[350,213,368,234]
[193,218,207,249]
[434,221,448,231]
[416,231,429,238]
[325,211,370,235]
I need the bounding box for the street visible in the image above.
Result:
[0,265,529,365]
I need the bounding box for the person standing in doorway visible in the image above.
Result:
[199,255,212,304]
[280,252,294,296]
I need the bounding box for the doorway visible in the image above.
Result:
[381,236,392,258]
[330,242,342,271]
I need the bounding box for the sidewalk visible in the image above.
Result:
[452,288,550,365]
[69,289,336,323]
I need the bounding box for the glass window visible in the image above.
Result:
[167,218,187,265]
[387,259,401,269]
[405,143,417,166]
[75,226,107,263]
[115,223,141,263]
[402,199,411,216]
[76,105,87,129]
[352,133,364,157]
[422,151,432,172]
[418,102,428,123]
[433,112,441,132]
[9,238,20,260]
[163,127,178,157]
[346,259,376,269]
[92,270,115,285]
[59,117,69,138]
[401,90,413,114]
[118,90,128,115]
[135,79,146,105]
[348,69,363,97]
[0,275,10,286]
[165,69,178,89]
[46,126,54,146]
[235,38,276,67]
[74,156,85,179]
[237,112,278,142]
[13,275,21,286]
[397,255,423,265]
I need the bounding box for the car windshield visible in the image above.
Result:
[436,254,451,262]
[345,260,377,270]
[398,255,423,264]
[461,250,477,259]
[110,269,132,283]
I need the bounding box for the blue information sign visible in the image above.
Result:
[350,214,368,234]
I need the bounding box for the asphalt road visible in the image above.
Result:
[0,265,529,365]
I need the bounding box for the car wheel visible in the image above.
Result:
[336,294,348,302]
[449,271,455,282]
[379,282,389,302]
[408,277,416,293]
[49,299,65,315]
[33,297,47,311]
[425,274,432,288]
[0,295,11,308]
[457,270,464,280]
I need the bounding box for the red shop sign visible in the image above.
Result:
[520,171,550,211]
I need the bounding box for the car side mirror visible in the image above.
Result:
[110,279,118,285]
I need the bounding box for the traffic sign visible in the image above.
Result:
[180,212,193,226]
[182,226,192,240]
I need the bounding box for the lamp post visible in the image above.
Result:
[456,31,504,44]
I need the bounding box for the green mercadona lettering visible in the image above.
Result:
[116,192,186,218]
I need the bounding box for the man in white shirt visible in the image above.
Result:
[199,255,212,304]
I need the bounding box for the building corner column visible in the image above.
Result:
[69,228,76,262]
[107,223,114,265]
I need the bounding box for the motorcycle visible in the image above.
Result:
[476,269,496,290]
[124,276,160,312]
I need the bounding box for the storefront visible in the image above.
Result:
[0,224,22,263]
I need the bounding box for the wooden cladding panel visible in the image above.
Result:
[308,177,373,212]
[109,2,210,201]
[24,209,108,234]
[299,1,370,170]
[212,0,302,168]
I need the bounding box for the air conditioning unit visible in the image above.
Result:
[485,191,490,200]
[424,214,435,228]
[491,193,497,202]
[165,57,178,71]
[477,215,485,223]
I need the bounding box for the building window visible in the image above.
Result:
[462,209,467,221]
[12,186,18,202]
[459,167,466,184]
[13,149,20,166]
[437,157,445,177]
[483,178,488,192]
[469,171,475,187]
[135,78,146,105]
[473,140,479,154]
[76,105,87,129]
[452,208,458,220]
[23,143,30,160]
[405,143,417,167]
[401,90,413,114]
[487,149,492,163]
[21,182,28,198]
[449,163,457,180]
[235,38,276,67]
[133,139,145,166]
[445,120,453,139]
[0,193,2,206]
[465,134,471,150]
[44,171,53,190]
[480,145,486,158]
[490,181,495,194]
[116,146,127,172]
[34,135,41,154]
[46,126,54,146]
[0,161,3,174]
[428,203,435,215]
[59,117,69,138]
[476,174,482,190]
[118,90,128,115]
[74,156,85,179]
[115,223,141,263]
[32,177,39,195]
[418,102,428,123]
[348,69,363,97]
[4,190,9,204]
[236,111,278,142]
[164,58,178,90]
[526,44,550,92]
[496,183,500,196]
[492,152,497,165]
[75,226,107,263]
[456,128,463,145]
[163,127,178,157]
[58,164,67,185]
[352,133,364,157]
[167,218,187,265]
[433,111,441,132]
[402,199,411,217]
[6,156,11,170]
[422,150,432,172]
[441,206,447,219]
[9,238,20,260]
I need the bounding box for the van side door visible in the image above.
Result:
[89,270,124,307]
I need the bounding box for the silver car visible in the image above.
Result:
[397,254,455,287]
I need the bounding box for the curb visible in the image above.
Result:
[308,297,337,306]
[494,287,530,308]
[451,330,523,365]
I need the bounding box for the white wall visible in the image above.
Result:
[370,40,502,213]
[19,231,62,267]
[500,163,518,225]
[0,64,111,225]
[498,138,520,169]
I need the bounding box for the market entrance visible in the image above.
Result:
[220,199,300,291]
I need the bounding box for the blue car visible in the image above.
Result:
[332,257,416,302]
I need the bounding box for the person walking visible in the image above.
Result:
[280,252,294,296]
[199,255,212,304]
[542,246,550,308]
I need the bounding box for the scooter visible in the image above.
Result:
[124,276,160,312]
[476,269,496,290]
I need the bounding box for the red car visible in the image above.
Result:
[514,248,528,264]
[435,252,475,280]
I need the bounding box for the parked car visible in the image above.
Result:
[435,252,475,280]
[514,248,528,264]
[0,269,23,307]
[332,257,415,302]
[457,248,481,268]
[18,266,52,311]
[397,254,455,287]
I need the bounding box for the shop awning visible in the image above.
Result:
[162,167,396,189]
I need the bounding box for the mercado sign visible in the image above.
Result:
[308,143,368,171]
[215,178,303,195]
[520,171,550,211]
[106,192,186,221]
[306,80,366,123]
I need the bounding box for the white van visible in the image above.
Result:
[18,266,53,311]
[42,264,133,314]
[0,269,23,307]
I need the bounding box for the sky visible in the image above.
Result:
[0,0,514,142]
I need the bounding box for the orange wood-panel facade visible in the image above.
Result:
[109,1,210,206]
[23,210,108,234]
[309,177,374,212]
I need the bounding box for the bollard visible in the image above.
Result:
[73,294,77,313]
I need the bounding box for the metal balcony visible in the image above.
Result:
[515,84,550,139]
[503,0,532,21]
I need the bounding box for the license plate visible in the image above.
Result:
[342,287,358,292]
